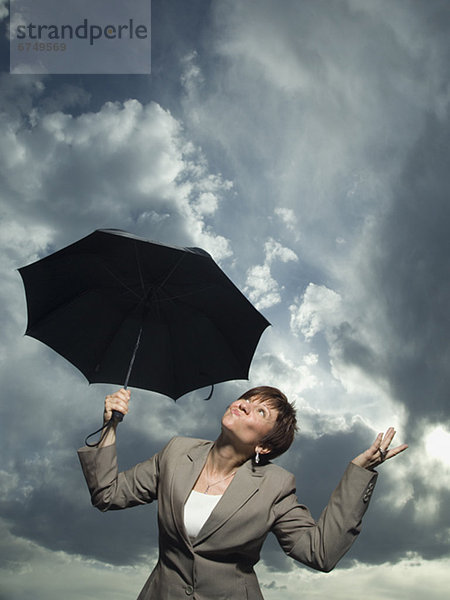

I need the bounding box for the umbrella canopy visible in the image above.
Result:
[19,229,270,400]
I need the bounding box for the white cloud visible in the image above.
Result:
[264,237,298,264]
[256,555,450,600]
[245,263,282,310]
[0,97,233,261]
[250,349,320,401]
[303,352,318,366]
[288,281,408,432]
[290,283,343,340]
[425,426,450,467]
[402,424,450,506]
[2,512,447,600]
[181,51,205,96]
[275,206,298,231]
[0,518,156,600]
[244,238,298,310]
[0,0,8,20]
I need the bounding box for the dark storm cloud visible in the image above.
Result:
[0,0,214,119]
[0,435,160,566]
[362,115,450,427]
[298,428,439,565]
[181,0,446,279]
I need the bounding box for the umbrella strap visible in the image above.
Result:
[84,418,115,448]
[203,384,214,401]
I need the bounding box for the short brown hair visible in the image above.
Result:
[239,386,297,461]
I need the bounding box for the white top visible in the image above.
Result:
[184,490,222,539]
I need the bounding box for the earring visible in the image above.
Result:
[255,451,260,464]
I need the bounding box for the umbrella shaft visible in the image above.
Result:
[124,325,143,389]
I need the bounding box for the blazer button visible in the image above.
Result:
[185,585,194,595]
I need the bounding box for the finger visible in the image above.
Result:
[372,432,383,449]
[104,391,130,417]
[378,428,397,456]
[111,398,129,414]
[385,443,408,460]
[114,388,131,401]
[111,389,130,404]
[383,427,396,444]
[367,433,383,458]
[369,429,392,463]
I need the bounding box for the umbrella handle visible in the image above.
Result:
[110,378,133,423]
[84,408,123,447]
[112,409,124,422]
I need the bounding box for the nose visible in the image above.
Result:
[237,400,250,414]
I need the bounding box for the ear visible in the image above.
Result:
[255,444,271,456]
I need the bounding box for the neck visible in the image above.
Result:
[208,432,253,476]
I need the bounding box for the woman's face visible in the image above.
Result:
[221,396,278,450]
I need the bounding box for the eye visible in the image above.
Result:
[257,407,266,417]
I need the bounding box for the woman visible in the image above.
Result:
[78,386,408,600]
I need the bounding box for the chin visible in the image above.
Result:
[221,415,233,429]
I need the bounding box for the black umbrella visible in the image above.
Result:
[19,229,270,406]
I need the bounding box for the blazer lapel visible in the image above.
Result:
[193,460,263,547]
[170,440,214,547]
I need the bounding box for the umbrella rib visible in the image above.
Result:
[157,253,187,289]
[156,283,217,303]
[134,241,146,296]
[156,291,178,398]
[85,299,146,382]
[96,256,143,301]
[96,251,188,305]
[138,253,189,310]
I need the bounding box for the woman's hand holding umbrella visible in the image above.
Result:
[97,389,130,448]
[352,427,408,470]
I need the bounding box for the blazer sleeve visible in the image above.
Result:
[77,440,172,511]
[271,462,378,572]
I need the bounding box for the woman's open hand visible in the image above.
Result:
[352,427,408,470]
[104,388,130,424]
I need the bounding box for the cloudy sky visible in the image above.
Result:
[1,0,450,598]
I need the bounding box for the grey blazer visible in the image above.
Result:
[78,436,377,600]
